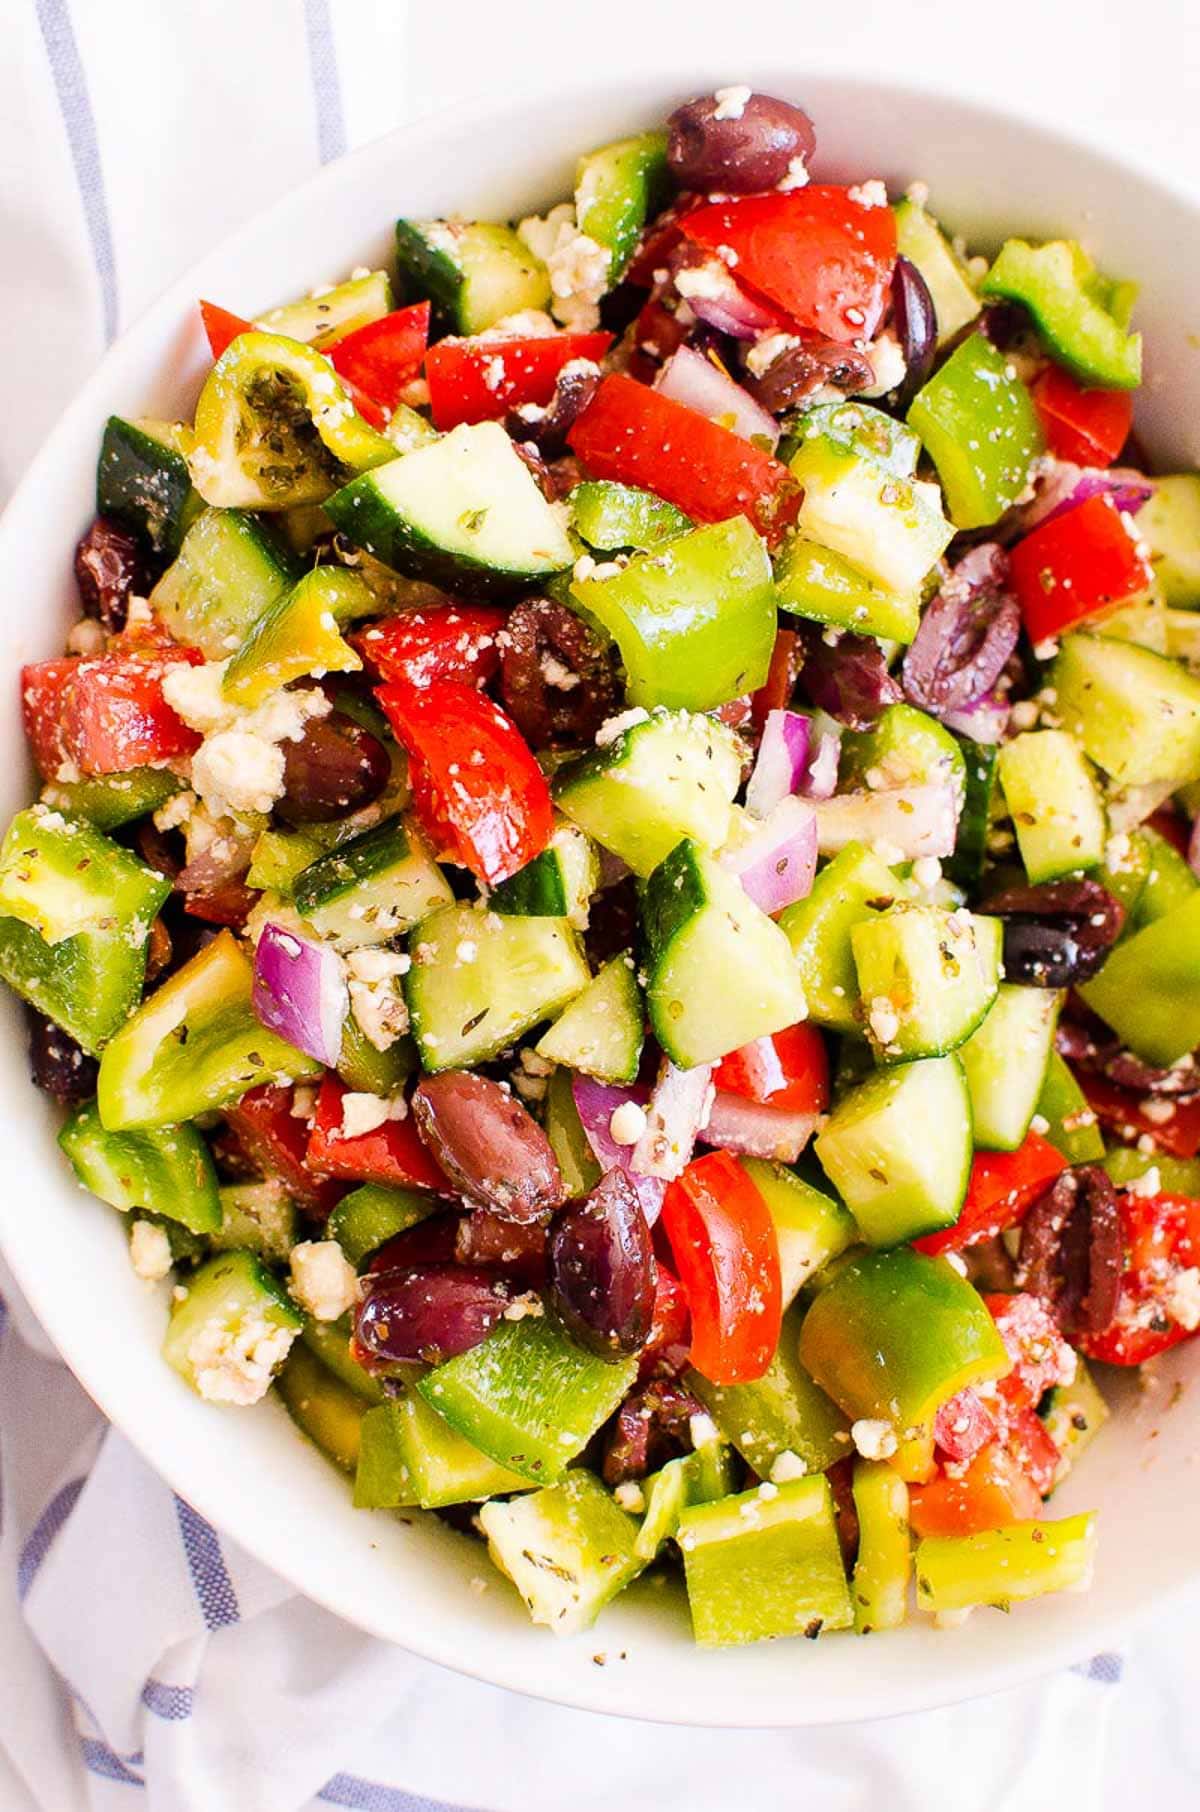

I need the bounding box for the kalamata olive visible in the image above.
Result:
[601,1378,704,1484]
[411,1072,564,1222]
[901,543,1020,716]
[26,1009,98,1105]
[889,256,936,408]
[796,624,901,729]
[506,362,602,460]
[1105,1049,1200,1098]
[1017,1164,1123,1338]
[370,1213,462,1276]
[666,90,815,194]
[73,516,146,631]
[355,1262,510,1365]
[456,1205,548,1282]
[549,1169,657,1356]
[276,709,390,824]
[745,337,873,414]
[498,597,618,748]
[985,879,1124,987]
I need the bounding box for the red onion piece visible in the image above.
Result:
[745,709,811,817]
[671,250,782,341]
[938,690,1011,744]
[721,796,818,915]
[252,921,348,1067]
[655,343,780,448]
[702,1090,819,1162]
[1018,461,1155,533]
[814,782,960,860]
[800,713,841,800]
[630,1059,715,1182]
[571,1075,666,1224]
[1190,817,1200,881]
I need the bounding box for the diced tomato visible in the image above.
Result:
[1010,492,1154,645]
[983,1293,1076,1413]
[425,330,612,431]
[660,1149,782,1385]
[638,1263,692,1380]
[306,1074,448,1191]
[1031,365,1134,469]
[328,303,431,425]
[351,604,507,689]
[224,1082,344,1216]
[915,1132,1067,1257]
[199,300,252,361]
[1080,1191,1200,1365]
[181,878,261,928]
[714,1023,830,1116]
[681,187,896,343]
[1080,1074,1200,1160]
[375,678,552,886]
[908,1442,1044,1539]
[567,373,799,547]
[750,627,800,728]
[1146,806,1190,857]
[933,1388,998,1465]
[1005,1406,1062,1496]
[22,647,203,781]
[631,296,690,370]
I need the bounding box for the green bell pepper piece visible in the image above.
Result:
[1078,890,1200,1065]
[0,806,169,947]
[688,1302,849,1478]
[354,1392,529,1509]
[275,1337,368,1474]
[1130,824,1198,929]
[479,1470,643,1635]
[209,1179,297,1261]
[223,566,371,706]
[1035,1049,1105,1164]
[335,1014,418,1097]
[792,399,921,477]
[634,1439,739,1561]
[981,238,1141,388]
[59,1099,221,1234]
[915,1513,1097,1618]
[246,827,327,894]
[568,516,776,711]
[300,1315,387,1404]
[570,480,692,552]
[39,768,181,833]
[774,536,920,643]
[328,1182,437,1269]
[0,914,150,1055]
[851,1458,911,1633]
[678,1475,853,1645]
[1103,1147,1200,1193]
[96,929,321,1130]
[908,332,1042,529]
[798,1248,1011,1480]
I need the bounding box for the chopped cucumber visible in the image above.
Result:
[814,1055,973,1245]
[850,904,1001,1061]
[1036,1049,1105,1164]
[779,844,904,1034]
[418,1315,637,1484]
[335,1014,418,1098]
[774,536,920,642]
[404,903,590,1071]
[293,814,453,948]
[1039,1360,1109,1492]
[738,1159,857,1306]
[59,1100,221,1234]
[1094,825,1151,920]
[851,1459,911,1633]
[395,219,550,334]
[635,1441,739,1561]
[275,1338,367,1473]
[0,914,152,1055]
[354,1392,529,1510]
[150,506,295,658]
[570,480,691,553]
[960,985,1061,1150]
[915,1514,1097,1617]
[575,131,668,283]
[300,1315,385,1404]
[535,954,644,1083]
[40,767,181,833]
[210,1180,298,1262]
[792,400,920,478]
[1138,474,1200,605]
[688,1304,848,1477]
[998,730,1106,882]
[908,333,1042,529]
[255,269,393,350]
[0,806,169,947]
[678,1475,853,1646]
[1130,824,1198,929]
[892,197,981,347]
[788,433,953,596]
[97,415,202,557]
[163,1249,302,1398]
[489,819,598,923]
[480,1470,643,1635]
[328,1182,437,1269]
[326,421,573,599]
[544,1065,602,1197]
[842,703,966,798]
[1052,634,1200,789]
[643,839,808,1068]
[554,708,744,876]
[946,742,999,890]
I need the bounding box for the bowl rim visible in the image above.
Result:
[0,63,1193,1726]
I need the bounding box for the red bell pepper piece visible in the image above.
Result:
[567,373,799,547]
[750,627,800,728]
[660,1149,782,1385]
[1005,1405,1062,1496]
[224,1082,344,1216]
[306,1074,448,1191]
[713,1022,830,1116]
[681,187,896,342]
[425,330,612,431]
[199,300,252,361]
[22,647,203,780]
[933,1388,999,1465]
[915,1131,1067,1257]
[1079,1191,1200,1365]
[375,677,552,886]
[908,1442,1044,1539]
[638,1263,692,1381]
[1079,1074,1200,1159]
[1031,364,1134,469]
[1010,492,1154,645]
[351,604,507,689]
[328,303,431,425]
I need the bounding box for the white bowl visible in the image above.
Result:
[3,69,1200,1728]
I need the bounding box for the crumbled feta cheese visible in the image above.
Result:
[1126,1165,1162,1198]
[482,308,558,340]
[769,1449,809,1484]
[595,707,650,748]
[517,203,608,331]
[1008,699,1040,732]
[713,84,752,119]
[339,1091,407,1139]
[745,330,800,379]
[689,1412,720,1449]
[289,1240,358,1322]
[614,1481,646,1513]
[187,1311,297,1406]
[344,947,411,984]
[867,997,900,1047]
[861,331,907,398]
[502,1291,545,1322]
[153,789,197,833]
[777,156,810,192]
[911,855,942,891]
[1165,1267,1200,1331]
[170,667,332,819]
[129,1220,173,1282]
[609,1101,648,1146]
[850,1418,898,1461]
[192,729,286,817]
[674,261,736,305]
[847,179,888,209]
[66,618,106,656]
[162,661,235,735]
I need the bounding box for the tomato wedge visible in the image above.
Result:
[351,604,507,689]
[638,1263,692,1381]
[660,1149,782,1385]
[750,626,800,728]
[306,1074,448,1192]
[1031,364,1134,468]
[1010,492,1154,645]
[425,330,612,431]
[1079,1074,1200,1160]
[714,1022,829,1116]
[199,300,251,361]
[567,373,799,546]
[914,1131,1067,1256]
[328,303,431,424]
[375,677,552,886]
[908,1442,1044,1539]
[22,647,203,780]
[681,186,896,342]
[224,1082,344,1215]
[983,1292,1076,1412]
[1079,1191,1200,1365]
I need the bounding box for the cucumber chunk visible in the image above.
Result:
[40,767,181,832]
[404,903,590,1071]
[300,1315,385,1404]
[1039,1359,1109,1492]
[395,220,550,335]
[97,416,202,558]
[792,400,921,478]
[418,1316,637,1484]
[851,904,1001,1061]
[275,1338,367,1473]
[679,1475,853,1646]
[326,422,573,599]
[915,1514,1097,1617]
[535,954,644,1084]
[737,1159,857,1307]
[1138,473,1200,606]
[892,197,981,347]
[1130,824,1199,929]
[998,730,1106,882]
[480,1470,644,1635]
[946,742,999,890]
[570,480,691,552]
[688,1304,848,1476]
[60,1100,221,1234]
[0,915,151,1055]
[779,843,905,1034]
[788,433,953,596]
[635,1441,739,1561]
[293,814,453,948]
[489,819,598,923]
[255,269,394,350]
[1052,633,1200,789]
[163,1250,302,1401]
[354,1392,530,1510]
[774,536,920,642]
[1035,1049,1105,1164]
[328,1182,437,1268]
[151,506,295,659]
[814,1055,973,1245]
[841,703,966,797]
[960,984,1062,1150]
[553,708,744,876]
[210,1180,298,1262]
[643,839,808,1068]
[575,131,668,283]
[0,806,169,947]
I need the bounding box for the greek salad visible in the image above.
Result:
[9,83,1200,1646]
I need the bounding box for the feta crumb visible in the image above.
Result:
[289,1240,358,1322]
[1165,1266,1200,1331]
[757,1480,779,1502]
[502,1291,544,1322]
[66,618,106,656]
[339,1091,407,1138]
[712,83,751,120]
[455,939,478,964]
[777,155,810,191]
[614,1481,646,1514]
[1030,1114,1050,1136]
[769,1450,809,1483]
[1009,698,1040,731]
[911,855,942,891]
[847,179,888,208]
[595,706,650,748]
[193,729,285,816]
[867,996,901,1047]
[129,1220,173,1282]
[1125,1165,1162,1198]
[850,1418,898,1461]
[517,202,608,332]
[745,329,800,379]
[187,1311,297,1406]
[689,1412,720,1449]
[609,1101,648,1146]
[153,789,197,833]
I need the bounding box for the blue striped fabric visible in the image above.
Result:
[302,0,347,164]
[173,1495,240,1631]
[17,1476,85,1602]
[79,1736,145,1787]
[141,1677,195,1721]
[318,1774,481,1812]
[32,0,119,341]
[1073,1651,1125,1685]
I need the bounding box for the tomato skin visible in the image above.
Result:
[660,1149,782,1385]
[306,1074,448,1191]
[1031,364,1133,468]
[567,373,800,547]
[714,1022,829,1116]
[909,1441,1044,1538]
[1079,1191,1200,1365]
[750,627,800,728]
[681,187,896,342]
[199,300,251,360]
[1005,1405,1062,1496]
[425,330,612,430]
[375,678,552,886]
[351,604,506,689]
[1010,492,1154,644]
[933,1387,998,1465]
[22,647,203,780]
[637,1263,692,1380]
[328,303,430,423]
[1080,1075,1200,1160]
[915,1132,1067,1257]
[225,1082,345,1216]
